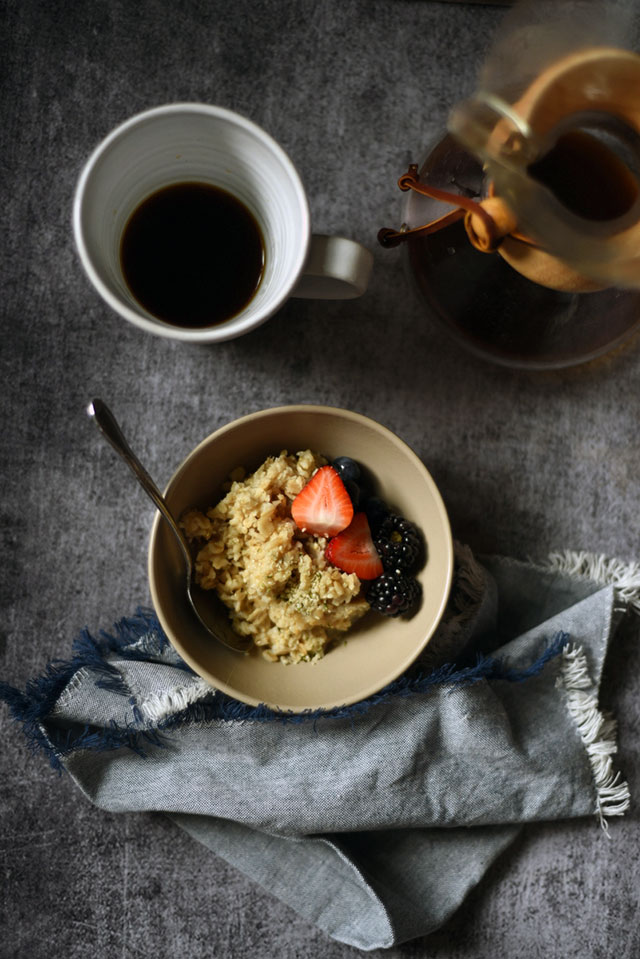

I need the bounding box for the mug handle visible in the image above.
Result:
[291,235,373,299]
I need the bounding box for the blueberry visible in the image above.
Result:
[343,479,361,509]
[362,496,390,535]
[332,456,361,484]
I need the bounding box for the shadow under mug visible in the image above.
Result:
[72,103,374,342]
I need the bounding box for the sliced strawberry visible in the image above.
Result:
[325,512,384,580]
[291,465,354,537]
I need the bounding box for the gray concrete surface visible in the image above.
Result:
[2,1,639,956]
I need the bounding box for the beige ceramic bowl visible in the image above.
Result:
[148,405,453,712]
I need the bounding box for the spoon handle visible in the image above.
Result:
[87,398,192,569]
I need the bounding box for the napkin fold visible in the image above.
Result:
[1,547,634,951]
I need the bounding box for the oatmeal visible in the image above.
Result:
[180,450,370,663]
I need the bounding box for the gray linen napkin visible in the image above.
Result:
[0,547,633,950]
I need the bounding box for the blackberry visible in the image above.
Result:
[374,514,422,571]
[366,571,421,618]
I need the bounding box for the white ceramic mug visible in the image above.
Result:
[73,103,373,342]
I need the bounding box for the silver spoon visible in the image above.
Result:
[87,398,251,653]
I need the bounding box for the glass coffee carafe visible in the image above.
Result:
[381,0,640,369]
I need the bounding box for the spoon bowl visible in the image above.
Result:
[87,399,251,655]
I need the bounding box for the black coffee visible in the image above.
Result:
[120,182,265,328]
[528,130,638,222]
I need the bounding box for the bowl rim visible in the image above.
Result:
[148,404,454,711]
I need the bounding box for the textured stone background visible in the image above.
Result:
[2,0,639,956]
